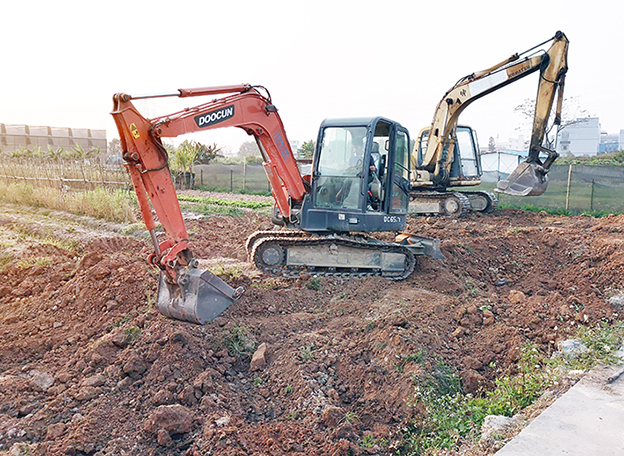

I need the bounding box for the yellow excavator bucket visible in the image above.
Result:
[495,162,549,197]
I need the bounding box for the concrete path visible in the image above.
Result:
[496,364,624,455]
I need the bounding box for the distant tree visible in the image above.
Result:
[195,142,221,164]
[108,138,122,156]
[236,140,263,164]
[238,141,261,159]
[514,96,593,147]
[297,140,315,159]
[488,137,496,152]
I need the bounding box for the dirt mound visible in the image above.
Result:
[0,207,622,455]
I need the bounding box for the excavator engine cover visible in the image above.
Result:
[156,268,244,325]
[495,162,549,197]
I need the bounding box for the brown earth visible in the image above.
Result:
[0,201,623,455]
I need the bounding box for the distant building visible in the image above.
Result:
[556,117,600,157]
[599,132,620,154]
[0,123,107,155]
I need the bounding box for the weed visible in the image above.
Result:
[306,277,322,291]
[253,377,263,387]
[286,410,300,420]
[284,385,294,395]
[180,202,244,217]
[145,284,156,311]
[178,194,273,209]
[222,325,256,357]
[361,435,389,449]
[114,315,131,327]
[124,326,142,342]
[210,263,243,279]
[16,257,52,269]
[561,321,624,370]
[300,345,315,362]
[341,411,360,424]
[0,183,137,223]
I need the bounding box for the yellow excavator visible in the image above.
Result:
[410,31,569,216]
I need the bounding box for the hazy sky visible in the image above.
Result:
[1,0,622,154]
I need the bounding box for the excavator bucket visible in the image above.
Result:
[495,162,549,197]
[156,268,244,325]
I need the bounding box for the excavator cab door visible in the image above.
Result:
[453,126,481,179]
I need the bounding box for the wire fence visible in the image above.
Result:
[485,163,624,214]
[0,160,130,191]
[2,160,622,214]
[0,160,272,194]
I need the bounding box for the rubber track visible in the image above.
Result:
[249,233,416,280]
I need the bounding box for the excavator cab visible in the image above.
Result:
[301,117,411,232]
[416,126,481,184]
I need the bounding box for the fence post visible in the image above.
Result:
[200,169,203,187]
[243,159,247,191]
[230,169,233,192]
[590,179,595,212]
[565,163,573,211]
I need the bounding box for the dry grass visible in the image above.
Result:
[0,182,137,223]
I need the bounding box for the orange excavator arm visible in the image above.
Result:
[111,84,307,324]
[112,84,306,275]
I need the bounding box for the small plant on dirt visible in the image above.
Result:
[222,325,257,357]
[306,277,322,291]
[252,377,263,387]
[284,385,294,395]
[361,435,389,449]
[124,326,142,342]
[341,411,360,424]
[286,410,300,420]
[560,320,624,370]
[15,257,52,269]
[144,284,157,311]
[300,345,315,362]
[114,314,131,327]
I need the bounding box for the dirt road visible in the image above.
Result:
[0,202,622,455]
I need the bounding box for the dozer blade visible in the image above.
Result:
[495,162,549,197]
[156,268,244,325]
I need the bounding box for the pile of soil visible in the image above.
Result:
[0,203,622,455]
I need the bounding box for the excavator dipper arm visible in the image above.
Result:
[111,84,307,324]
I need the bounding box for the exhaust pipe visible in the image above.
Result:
[156,267,244,325]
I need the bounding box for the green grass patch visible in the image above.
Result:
[401,321,624,454]
[178,194,272,209]
[195,185,272,197]
[180,202,244,217]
